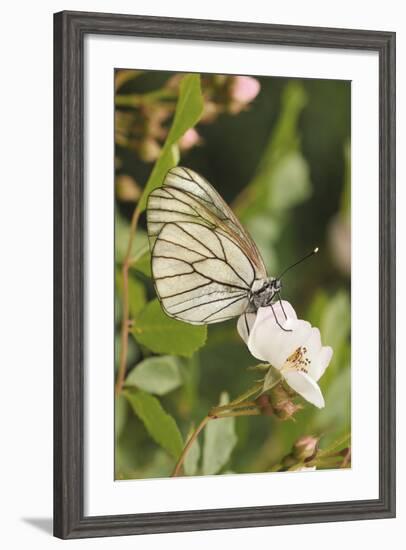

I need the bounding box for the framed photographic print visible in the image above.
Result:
[54,10,396,539]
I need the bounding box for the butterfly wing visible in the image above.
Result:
[147,167,267,324]
[148,166,267,275]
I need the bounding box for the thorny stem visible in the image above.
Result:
[115,89,178,107]
[212,409,261,419]
[341,447,351,468]
[171,416,211,478]
[115,205,142,396]
[221,382,263,409]
[171,406,261,477]
[209,399,257,416]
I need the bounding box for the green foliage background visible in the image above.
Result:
[114,71,351,479]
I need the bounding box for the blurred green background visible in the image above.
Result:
[114,71,351,479]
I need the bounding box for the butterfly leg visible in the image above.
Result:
[243,313,251,337]
[276,292,288,320]
[270,302,292,332]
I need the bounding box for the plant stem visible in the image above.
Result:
[171,384,263,476]
[115,205,142,396]
[317,433,350,457]
[225,382,263,408]
[171,416,210,478]
[212,409,261,419]
[171,406,261,477]
[208,382,263,417]
[115,89,177,107]
[209,400,257,416]
[341,448,351,468]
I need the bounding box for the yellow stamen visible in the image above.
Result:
[282,346,311,374]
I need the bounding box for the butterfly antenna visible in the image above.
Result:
[278,247,319,279]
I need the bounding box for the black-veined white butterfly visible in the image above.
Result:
[146,166,316,327]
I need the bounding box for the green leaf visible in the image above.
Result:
[131,299,207,357]
[321,291,350,353]
[267,151,311,211]
[313,367,351,444]
[236,81,309,221]
[244,216,279,273]
[340,141,351,217]
[267,80,307,161]
[138,144,180,213]
[138,74,204,212]
[318,433,351,456]
[128,277,146,317]
[184,424,201,476]
[202,393,237,475]
[262,366,282,393]
[125,356,183,395]
[306,290,329,328]
[131,249,151,277]
[166,74,204,145]
[115,394,128,440]
[115,214,149,263]
[124,389,184,459]
[179,354,200,410]
[115,269,146,317]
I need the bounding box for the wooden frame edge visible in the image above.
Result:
[53,10,396,539]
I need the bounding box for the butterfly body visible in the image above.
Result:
[249,277,282,310]
[147,166,280,325]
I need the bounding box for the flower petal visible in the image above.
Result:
[313,346,333,381]
[237,312,257,344]
[271,319,313,368]
[248,314,312,368]
[283,371,325,408]
[301,327,322,379]
[246,307,290,363]
[300,328,333,381]
[268,300,297,323]
[254,301,297,327]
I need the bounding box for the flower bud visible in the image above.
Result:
[179,128,201,151]
[227,76,261,113]
[145,106,172,140]
[115,175,141,202]
[231,76,261,104]
[165,74,183,91]
[269,384,302,420]
[212,74,228,87]
[138,138,161,162]
[292,435,319,462]
[255,394,274,416]
[200,101,221,123]
[281,455,297,469]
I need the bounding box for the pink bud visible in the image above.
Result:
[231,76,261,104]
[115,175,141,202]
[293,435,319,461]
[179,128,201,151]
[138,138,161,163]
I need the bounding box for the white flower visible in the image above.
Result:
[237,301,333,409]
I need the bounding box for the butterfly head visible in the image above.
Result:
[249,248,319,311]
[250,278,281,309]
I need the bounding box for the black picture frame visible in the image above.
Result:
[54,10,396,539]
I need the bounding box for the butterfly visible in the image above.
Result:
[146,166,295,329]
